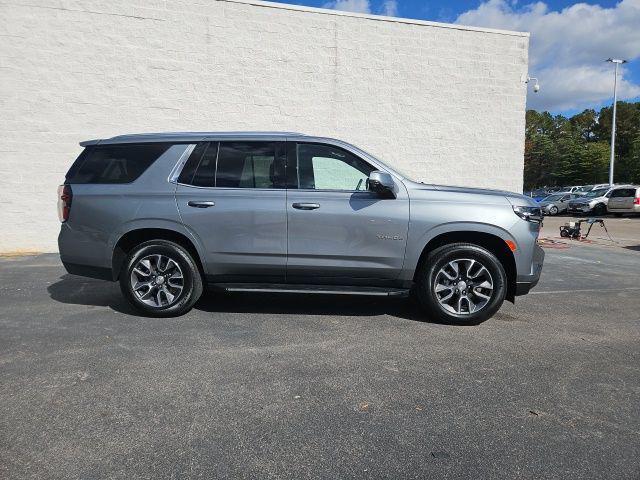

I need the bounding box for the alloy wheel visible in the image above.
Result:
[130,254,184,308]
[433,258,494,315]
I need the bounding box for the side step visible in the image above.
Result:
[212,283,410,297]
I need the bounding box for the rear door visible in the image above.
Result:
[619,188,636,211]
[608,188,634,211]
[175,140,287,281]
[285,142,409,283]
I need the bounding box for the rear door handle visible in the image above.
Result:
[188,201,215,208]
[292,202,320,210]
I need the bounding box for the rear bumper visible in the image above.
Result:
[62,261,113,281]
[515,243,544,296]
[58,223,113,280]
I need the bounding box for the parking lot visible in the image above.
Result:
[1,218,639,479]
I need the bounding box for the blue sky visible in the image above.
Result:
[278,0,640,116]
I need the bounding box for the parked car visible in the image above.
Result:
[58,132,544,324]
[607,186,640,216]
[573,185,594,194]
[527,188,550,202]
[565,186,586,195]
[567,185,635,215]
[538,192,577,215]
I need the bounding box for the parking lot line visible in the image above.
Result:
[531,287,640,295]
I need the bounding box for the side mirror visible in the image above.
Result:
[368,171,396,198]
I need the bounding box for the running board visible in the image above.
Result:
[212,283,410,297]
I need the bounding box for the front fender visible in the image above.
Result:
[402,221,518,279]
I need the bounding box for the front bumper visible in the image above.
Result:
[567,204,592,213]
[515,243,544,296]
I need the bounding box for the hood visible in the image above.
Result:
[570,197,598,204]
[432,184,538,207]
[403,181,537,206]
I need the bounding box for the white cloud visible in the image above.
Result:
[455,0,640,112]
[322,0,371,14]
[381,0,398,16]
[322,0,398,16]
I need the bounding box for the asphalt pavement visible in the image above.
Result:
[1,241,639,479]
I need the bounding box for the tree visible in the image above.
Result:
[523,101,640,189]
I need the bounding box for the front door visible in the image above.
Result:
[285,142,409,283]
[175,141,287,281]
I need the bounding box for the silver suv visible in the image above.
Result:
[58,132,544,324]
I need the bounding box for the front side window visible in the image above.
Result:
[178,142,285,188]
[67,144,170,184]
[295,143,374,191]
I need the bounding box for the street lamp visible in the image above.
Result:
[606,58,628,186]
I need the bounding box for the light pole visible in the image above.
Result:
[606,58,628,185]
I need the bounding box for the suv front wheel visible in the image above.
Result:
[120,240,203,317]
[416,243,507,325]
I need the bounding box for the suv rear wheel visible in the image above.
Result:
[416,243,507,325]
[120,240,203,317]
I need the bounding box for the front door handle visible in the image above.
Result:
[292,202,320,210]
[188,201,215,208]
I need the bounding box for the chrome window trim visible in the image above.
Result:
[174,183,287,192]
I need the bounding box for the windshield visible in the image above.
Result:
[584,188,608,198]
[542,194,562,202]
[351,146,416,180]
[576,185,593,192]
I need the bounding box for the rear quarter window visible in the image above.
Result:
[66,144,170,184]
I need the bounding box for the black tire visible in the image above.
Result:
[415,243,507,325]
[548,205,559,216]
[560,229,569,238]
[119,240,203,317]
[593,203,606,216]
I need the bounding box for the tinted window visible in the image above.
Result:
[177,143,209,185]
[296,143,374,191]
[191,143,218,187]
[67,144,169,184]
[181,142,284,188]
[611,188,635,198]
[217,142,279,188]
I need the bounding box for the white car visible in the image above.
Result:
[567,185,636,215]
[607,186,640,215]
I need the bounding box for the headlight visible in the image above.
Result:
[513,205,543,223]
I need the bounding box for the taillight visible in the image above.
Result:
[57,184,72,222]
[634,197,640,205]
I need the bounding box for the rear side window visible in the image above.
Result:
[67,144,170,184]
[611,188,636,198]
[178,141,285,188]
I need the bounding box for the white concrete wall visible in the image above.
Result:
[0,0,529,252]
